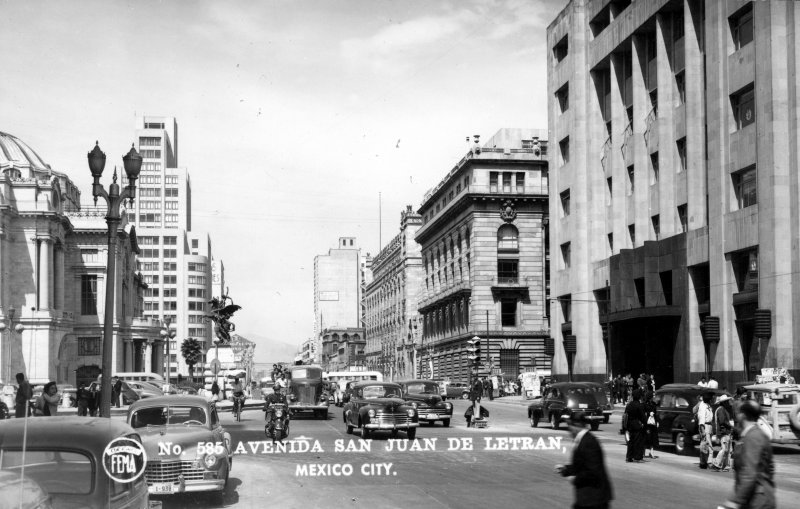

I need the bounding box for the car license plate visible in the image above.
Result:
[578,403,587,409]
[149,502,163,509]
[426,413,438,420]
[151,483,175,494]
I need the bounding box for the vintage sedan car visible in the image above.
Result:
[528,382,605,431]
[441,382,470,400]
[652,383,731,455]
[0,416,152,508]
[581,382,613,423]
[127,395,232,497]
[127,381,164,399]
[343,381,419,439]
[399,379,453,427]
[743,382,800,445]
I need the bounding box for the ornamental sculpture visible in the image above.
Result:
[207,292,242,344]
[500,200,517,222]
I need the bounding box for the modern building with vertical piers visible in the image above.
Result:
[547,0,800,387]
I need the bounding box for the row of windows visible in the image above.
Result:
[141,162,161,172]
[141,149,161,159]
[188,328,208,338]
[139,137,161,147]
[489,172,525,193]
[187,263,207,272]
[139,248,178,258]
[422,175,470,224]
[143,275,178,285]
[140,188,161,197]
[188,288,207,298]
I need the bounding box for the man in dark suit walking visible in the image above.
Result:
[718,400,775,509]
[555,412,614,509]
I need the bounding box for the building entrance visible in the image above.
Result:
[610,316,680,386]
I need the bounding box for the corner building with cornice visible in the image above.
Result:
[415,129,550,383]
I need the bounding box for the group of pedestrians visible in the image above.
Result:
[622,388,658,463]
[610,372,656,404]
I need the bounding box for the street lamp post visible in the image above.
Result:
[161,319,177,384]
[88,142,142,419]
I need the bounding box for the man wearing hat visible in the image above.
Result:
[711,394,734,471]
[555,412,614,509]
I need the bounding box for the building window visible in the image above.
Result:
[497,225,519,251]
[652,215,660,240]
[499,349,519,377]
[730,5,754,51]
[660,270,673,305]
[163,275,177,284]
[559,137,570,165]
[553,35,568,62]
[497,259,519,283]
[556,83,569,114]
[675,71,685,104]
[138,236,159,245]
[165,201,179,210]
[163,249,177,258]
[560,242,571,269]
[634,277,646,306]
[163,262,177,271]
[500,300,517,327]
[139,137,161,147]
[144,288,159,297]
[607,233,614,254]
[163,236,177,246]
[733,166,757,209]
[677,138,687,172]
[78,337,100,356]
[678,204,688,232]
[650,152,659,184]
[502,172,512,193]
[627,165,635,194]
[139,188,161,197]
[164,301,177,311]
[138,213,161,223]
[559,295,571,322]
[141,149,161,159]
[165,176,179,184]
[606,177,613,205]
[80,275,98,315]
[165,188,179,197]
[188,275,207,285]
[192,239,199,249]
[163,288,177,298]
[143,275,159,285]
[144,301,159,311]
[560,189,570,217]
[489,172,498,193]
[628,224,636,245]
[516,172,525,193]
[80,249,99,263]
[732,85,755,130]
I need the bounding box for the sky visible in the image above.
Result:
[1,0,567,363]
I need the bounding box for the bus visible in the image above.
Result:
[112,372,165,386]
[323,370,384,406]
[286,365,329,419]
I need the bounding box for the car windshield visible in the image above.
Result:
[1,450,92,494]
[130,405,207,427]
[362,386,401,399]
[566,388,587,395]
[406,382,439,395]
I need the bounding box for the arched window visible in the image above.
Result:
[498,224,519,251]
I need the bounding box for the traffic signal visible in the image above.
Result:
[466,337,482,368]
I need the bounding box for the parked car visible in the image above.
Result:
[0,469,52,509]
[127,395,232,498]
[0,416,152,508]
[527,382,605,431]
[743,382,800,445]
[399,379,453,427]
[652,383,731,455]
[343,381,419,439]
[581,382,613,423]
[127,381,164,399]
[89,380,141,405]
[441,382,470,400]
[0,384,15,419]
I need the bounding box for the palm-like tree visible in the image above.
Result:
[181,337,203,383]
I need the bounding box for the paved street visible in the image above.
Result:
[142,397,800,509]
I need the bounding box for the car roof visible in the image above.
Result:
[350,381,401,389]
[128,394,211,411]
[0,417,136,452]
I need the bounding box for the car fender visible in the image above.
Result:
[789,403,800,433]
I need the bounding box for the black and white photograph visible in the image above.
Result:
[1,0,799,508]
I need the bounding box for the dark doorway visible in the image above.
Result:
[76,365,101,388]
[610,316,680,386]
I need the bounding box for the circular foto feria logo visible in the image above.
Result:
[102,437,148,483]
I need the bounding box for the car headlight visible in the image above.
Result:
[444,402,452,409]
[320,394,327,401]
[410,402,418,409]
[407,409,415,417]
[368,409,376,418]
[275,409,283,417]
[567,399,575,408]
[203,453,218,469]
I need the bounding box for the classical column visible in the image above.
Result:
[123,339,133,371]
[55,246,65,310]
[38,238,51,310]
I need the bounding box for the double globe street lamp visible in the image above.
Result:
[88,142,142,418]
[160,319,177,385]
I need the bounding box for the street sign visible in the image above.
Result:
[210,359,221,375]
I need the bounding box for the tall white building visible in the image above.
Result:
[122,116,216,381]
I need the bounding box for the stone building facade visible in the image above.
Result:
[548,0,800,387]
[0,131,159,386]
[415,129,550,383]
[364,206,424,380]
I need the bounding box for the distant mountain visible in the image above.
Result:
[237,331,300,364]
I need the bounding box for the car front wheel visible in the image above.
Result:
[550,413,559,430]
[530,414,539,427]
[406,428,416,440]
[442,419,450,428]
[590,422,600,431]
[461,392,470,400]
[345,417,354,435]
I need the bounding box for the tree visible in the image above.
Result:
[181,337,203,383]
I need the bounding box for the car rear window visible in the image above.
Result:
[1,450,92,494]
[130,405,207,427]
[406,383,439,394]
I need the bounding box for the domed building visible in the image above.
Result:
[0,131,160,387]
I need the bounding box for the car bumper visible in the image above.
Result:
[561,413,604,421]
[364,422,419,429]
[289,404,328,411]
[149,479,225,495]
[418,412,452,422]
